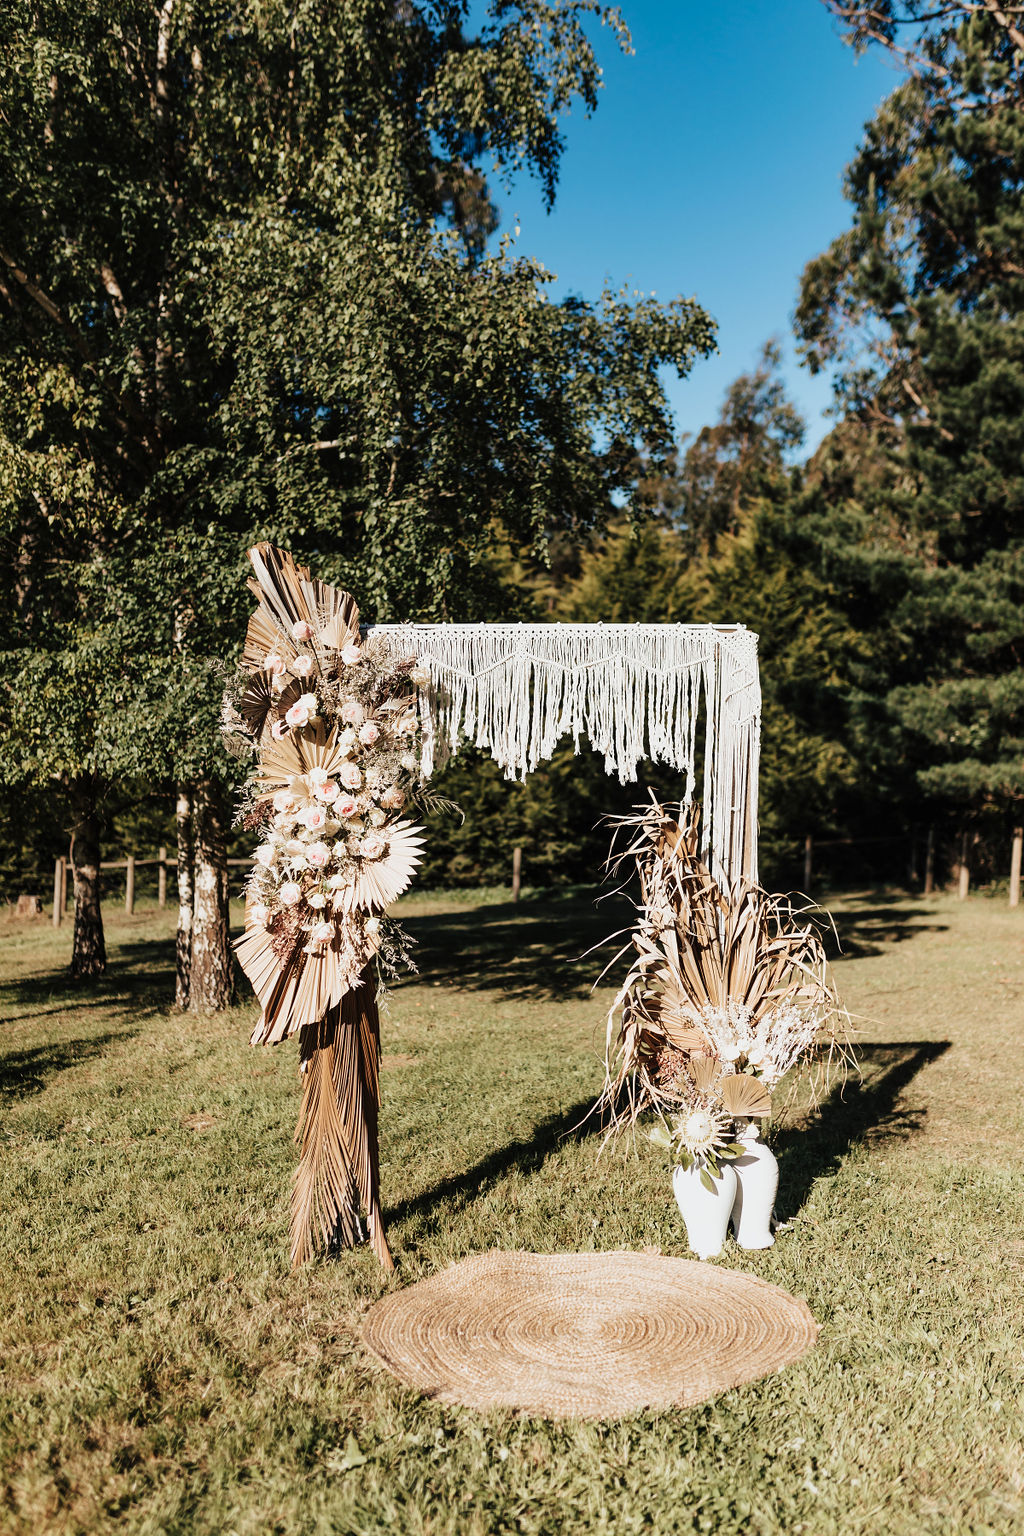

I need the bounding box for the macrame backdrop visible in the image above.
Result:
[372,623,762,888]
[234,546,762,1273]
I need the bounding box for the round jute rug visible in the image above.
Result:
[362,1250,818,1419]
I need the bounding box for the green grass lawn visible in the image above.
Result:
[1,887,1022,1536]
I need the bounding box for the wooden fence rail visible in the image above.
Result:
[51,851,250,925]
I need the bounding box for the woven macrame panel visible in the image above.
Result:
[363,1249,817,1419]
[369,622,761,886]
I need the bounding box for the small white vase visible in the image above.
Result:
[730,1122,779,1250]
[672,1160,738,1259]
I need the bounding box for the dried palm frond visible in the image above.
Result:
[719,1073,772,1119]
[291,975,393,1272]
[598,796,853,1139]
[337,822,427,913]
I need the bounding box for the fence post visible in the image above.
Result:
[125,854,135,915]
[803,834,813,892]
[924,825,935,896]
[158,846,168,909]
[52,858,63,927]
[957,830,970,901]
[1010,827,1022,909]
[512,846,522,904]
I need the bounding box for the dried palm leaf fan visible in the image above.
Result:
[228,544,428,1272]
[598,796,852,1141]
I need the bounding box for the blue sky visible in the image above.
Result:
[488,1,898,456]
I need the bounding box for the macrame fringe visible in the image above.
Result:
[370,623,761,886]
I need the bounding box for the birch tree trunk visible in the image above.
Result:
[188,777,233,1011]
[175,784,194,1009]
[69,775,106,980]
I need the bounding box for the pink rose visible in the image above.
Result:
[340,700,364,725]
[357,721,379,746]
[306,841,331,868]
[271,718,290,740]
[316,779,340,803]
[341,642,362,666]
[292,655,314,678]
[290,620,314,642]
[285,702,311,728]
[337,796,357,818]
[339,762,362,790]
[359,833,385,860]
[279,881,302,905]
[249,902,270,925]
[310,920,334,943]
[301,805,327,831]
[264,652,287,676]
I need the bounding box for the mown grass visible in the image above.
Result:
[1,886,1022,1536]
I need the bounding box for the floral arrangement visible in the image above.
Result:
[599,798,851,1184]
[224,544,438,1271]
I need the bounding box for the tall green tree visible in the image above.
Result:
[0,1,714,991]
[796,4,1024,839]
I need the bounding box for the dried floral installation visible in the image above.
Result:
[227,548,769,1271]
[224,545,430,1271]
[598,799,852,1176]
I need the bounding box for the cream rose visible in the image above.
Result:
[307,892,327,910]
[285,702,311,728]
[298,692,318,712]
[357,721,379,746]
[290,620,314,642]
[264,652,287,676]
[279,881,302,905]
[339,762,362,790]
[254,843,276,867]
[340,700,364,726]
[300,805,328,831]
[337,795,357,818]
[359,833,385,860]
[400,752,418,773]
[315,779,340,804]
[310,920,334,943]
[272,789,295,813]
[249,902,270,925]
[341,642,362,665]
[409,664,431,686]
[292,655,314,678]
[307,766,329,787]
[306,841,331,868]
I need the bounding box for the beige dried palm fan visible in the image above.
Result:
[228,544,428,1273]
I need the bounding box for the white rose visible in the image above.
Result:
[292,655,314,678]
[307,892,327,909]
[298,692,318,712]
[285,703,311,728]
[254,843,276,867]
[249,902,270,925]
[341,642,362,665]
[307,766,329,787]
[279,881,302,905]
[310,920,334,943]
[358,721,379,746]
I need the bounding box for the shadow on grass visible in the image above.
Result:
[397,889,627,1001]
[774,1039,951,1220]
[387,1096,602,1231]
[826,895,949,961]
[0,1031,137,1101]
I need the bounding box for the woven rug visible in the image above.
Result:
[362,1249,818,1419]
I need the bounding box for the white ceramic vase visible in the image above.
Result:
[730,1122,779,1250]
[672,1160,738,1260]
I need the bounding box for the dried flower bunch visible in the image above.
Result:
[599,798,850,1185]
[224,546,428,1048]
[225,545,433,1272]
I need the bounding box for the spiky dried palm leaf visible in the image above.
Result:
[599,798,851,1139]
[291,978,393,1272]
[335,822,427,913]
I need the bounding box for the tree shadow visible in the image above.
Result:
[386,1096,603,1230]
[397,889,627,1002]
[774,1040,952,1220]
[0,1031,136,1101]
[824,896,949,961]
